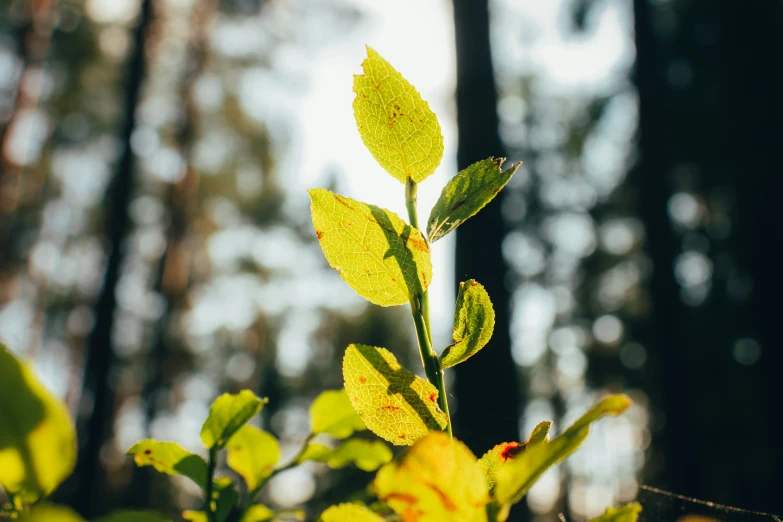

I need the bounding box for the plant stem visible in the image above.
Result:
[405,178,452,437]
[204,447,218,522]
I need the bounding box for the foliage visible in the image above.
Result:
[0,48,639,522]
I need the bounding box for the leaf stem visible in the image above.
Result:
[405,178,452,437]
[204,447,218,522]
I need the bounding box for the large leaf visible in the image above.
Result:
[587,503,642,522]
[310,389,365,439]
[200,390,266,449]
[343,344,447,445]
[128,440,208,488]
[373,432,489,522]
[477,421,551,491]
[298,439,392,471]
[352,47,443,184]
[226,425,280,490]
[17,504,85,522]
[309,189,432,307]
[0,344,77,502]
[94,511,172,522]
[320,503,384,522]
[440,280,495,369]
[495,395,631,505]
[427,157,521,243]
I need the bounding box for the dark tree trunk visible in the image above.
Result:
[63,0,153,516]
[452,0,520,461]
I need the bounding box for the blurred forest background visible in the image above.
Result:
[0,0,781,520]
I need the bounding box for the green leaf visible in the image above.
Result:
[343,344,447,445]
[320,503,384,522]
[200,390,266,449]
[241,504,275,522]
[426,157,521,243]
[0,344,77,502]
[211,477,239,522]
[586,503,642,522]
[298,439,392,472]
[373,432,489,522]
[128,440,208,488]
[93,511,172,522]
[17,504,86,522]
[310,389,366,439]
[309,189,432,307]
[440,280,495,369]
[495,395,632,505]
[352,47,444,184]
[226,425,280,490]
[477,421,551,491]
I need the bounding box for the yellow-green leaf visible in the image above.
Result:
[0,344,77,502]
[298,439,392,471]
[17,504,86,522]
[440,280,495,369]
[427,158,521,243]
[183,512,207,522]
[241,504,275,522]
[343,344,447,445]
[477,421,552,491]
[94,511,172,522]
[128,440,207,488]
[226,425,280,490]
[495,395,632,505]
[320,503,384,522]
[309,189,432,307]
[352,47,444,184]
[373,432,489,522]
[310,389,365,439]
[200,390,266,449]
[587,503,642,522]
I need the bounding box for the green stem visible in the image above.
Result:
[204,447,218,522]
[405,177,452,437]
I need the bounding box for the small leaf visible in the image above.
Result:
[427,157,521,243]
[373,432,489,522]
[0,344,77,502]
[320,503,384,522]
[298,439,392,472]
[310,389,365,439]
[182,512,207,522]
[440,280,495,369]
[343,344,447,445]
[309,189,432,307]
[477,421,552,491]
[587,503,642,522]
[211,477,239,522]
[226,425,280,491]
[200,390,266,449]
[495,395,631,505]
[17,504,86,522]
[128,440,208,488]
[241,504,276,522]
[352,47,444,184]
[94,511,172,522]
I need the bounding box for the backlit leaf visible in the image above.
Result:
[478,421,551,491]
[427,157,521,243]
[320,503,384,522]
[587,503,642,522]
[440,280,495,369]
[373,432,489,522]
[343,344,447,445]
[200,390,266,449]
[0,344,77,502]
[241,504,275,522]
[310,389,365,439]
[495,395,632,505]
[309,188,432,307]
[298,439,392,471]
[17,504,85,522]
[226,425,280,490]
[128,440,208,488]
[353,47,443,184]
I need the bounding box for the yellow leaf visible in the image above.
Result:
[320,503,384,522]
[310,389,365,439]
[353,47,443,183]
[226,425,280,490]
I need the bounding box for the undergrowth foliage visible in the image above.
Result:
[0,48,640,522]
